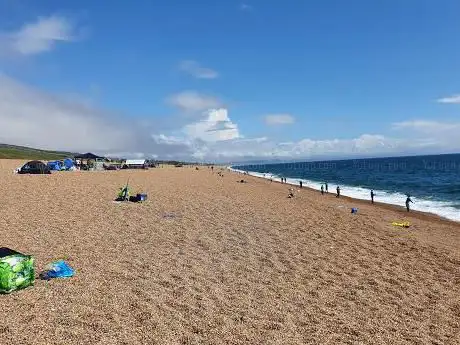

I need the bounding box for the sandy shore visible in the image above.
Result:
[0,159,459,344]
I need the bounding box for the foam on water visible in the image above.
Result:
[229,167,460,222]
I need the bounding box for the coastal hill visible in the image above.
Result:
[0,144,204,166]
[0,144,76,160]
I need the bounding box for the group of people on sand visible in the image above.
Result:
[369,189,414,211]
[292,179,415,212]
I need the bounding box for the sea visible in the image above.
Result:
[231,153,460,222]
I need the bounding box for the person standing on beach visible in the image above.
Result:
[336,186,341,198]
[299,181,303,188]
[325,182,328,193]
[406,196,414,211]
[321,185,324,195]
[371,190,375,203]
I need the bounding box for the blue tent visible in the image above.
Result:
[63,158,74,170]
[47,161,62,171]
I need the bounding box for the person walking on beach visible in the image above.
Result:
[299,181,303,188]
[320,185,324,195]
[336,186,341,198]
[405,195,414,212]
[325,182,328,193]
[371,189,375,204]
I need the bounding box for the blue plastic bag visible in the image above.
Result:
[41,260,74,279]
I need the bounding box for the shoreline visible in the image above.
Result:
[229,167,460,225]
[228,168,460,256]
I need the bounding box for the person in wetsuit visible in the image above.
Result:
[325,182,328,193]
[336,186,340,198]
[371,189,375,204]
[321,185,324,195]
[299,181,303,188]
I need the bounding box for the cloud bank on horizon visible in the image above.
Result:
[0,10,459,163]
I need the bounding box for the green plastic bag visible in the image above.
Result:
[0,248,34,294]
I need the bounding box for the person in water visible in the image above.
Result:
[299,181,303,188]
[406,195,414,211]
[370,189,375,204]
[336,186,340,198]
[320,185,324,195]
[325,182,328,193]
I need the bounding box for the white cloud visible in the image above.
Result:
[392,120,460,133]
[0,15,75,56]
[264,114,295,125]
[183,109,240,142]
[166,91,222,113]
[437,94,460,104]
[0,74,129,152]
[392,120,460,149]
[0,74,197,159]
[179,60,218,79]
[1,72,459,162]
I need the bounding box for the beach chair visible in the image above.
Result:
[116,186,130,201]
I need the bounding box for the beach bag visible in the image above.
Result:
[0,247,34,294]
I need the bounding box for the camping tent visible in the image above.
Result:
[18,161,51,174]
[63,158,75,170]
[74,153,105,160]
[47,161,62,171]
[74,153,105,170]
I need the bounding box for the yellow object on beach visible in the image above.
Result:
[391,221,410,228]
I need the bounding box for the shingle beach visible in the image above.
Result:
[1,160,459,344]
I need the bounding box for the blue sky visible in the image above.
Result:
[0,0,459,161]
